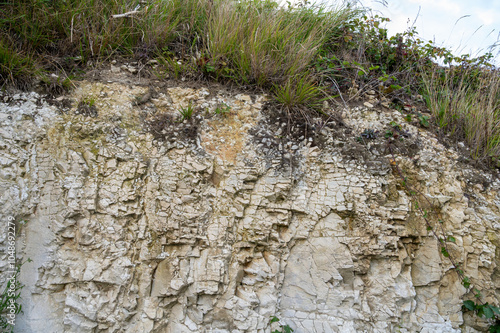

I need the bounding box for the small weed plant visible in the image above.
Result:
[178,103,195,121]
[270,316,294,333]
[76,95,98,117]
[215,103,231,116]
[0,260,30,333]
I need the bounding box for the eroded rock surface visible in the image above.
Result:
[0,78,499,333]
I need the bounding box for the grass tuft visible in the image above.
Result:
[274,74,325,111]
[179,102,196,120]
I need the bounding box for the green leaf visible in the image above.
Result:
[489,323,500,333]
[284,325,294,333]
[463,300,475,311]
[270,317,279,324]
[447,236,456,243]
[462,277,471,289]
[441,247,449,257]
[484,305,495,319]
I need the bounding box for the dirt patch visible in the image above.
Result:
[250,101,346,146]
[75,100,98,117]
[144,111,201,145]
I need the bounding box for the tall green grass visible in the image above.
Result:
[0,0,211,59]
[207,0,357,86]
[0,0,358,87]
[422,67,500,163]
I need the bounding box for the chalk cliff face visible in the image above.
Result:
[0,74,499,333]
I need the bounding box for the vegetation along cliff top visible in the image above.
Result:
[0,0,499,171]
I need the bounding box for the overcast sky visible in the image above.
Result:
[365,0,500,63]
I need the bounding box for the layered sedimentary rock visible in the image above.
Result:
[0,75,499,332]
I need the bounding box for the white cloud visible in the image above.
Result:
[476,9,495,26]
